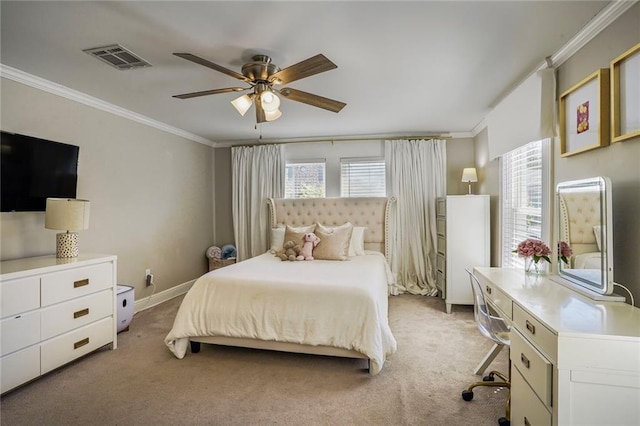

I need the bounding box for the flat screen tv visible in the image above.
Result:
[1,131,79,212]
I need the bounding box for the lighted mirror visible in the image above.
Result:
[556,176,614,295]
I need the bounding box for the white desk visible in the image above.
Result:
[474,267,640,426]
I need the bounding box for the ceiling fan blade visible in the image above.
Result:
[279,88,346,113]
[269,54,337,85]
[172,87,248,99]
[173,53,252,83]
[255,100,267,123]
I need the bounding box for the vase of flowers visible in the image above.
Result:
[558,241,573,266]
[513,239,551,275]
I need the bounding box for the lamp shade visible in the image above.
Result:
[45,198,90,231]
[461,168,478,183]
[231,94,254,116]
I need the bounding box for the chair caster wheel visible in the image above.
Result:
[461,390,474,401]
[498,417,510,426]
[483,374,495,382]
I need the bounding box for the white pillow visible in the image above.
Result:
[349,226,367,256]
[270,227,285,252]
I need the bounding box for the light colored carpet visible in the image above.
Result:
[0,294,508,425]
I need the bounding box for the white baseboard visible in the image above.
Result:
[134,279,195,313]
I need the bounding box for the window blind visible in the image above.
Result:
[285,161,326,198]
[340,158,386,197]
[501,140,549,268]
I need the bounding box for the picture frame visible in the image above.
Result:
[611,42,640,143]
[559,68,610,157]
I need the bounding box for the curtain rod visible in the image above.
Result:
[229,134,451,148]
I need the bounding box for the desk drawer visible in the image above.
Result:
[513,304,557,361]
[436,218,446,236]
[436,254,445,274]
[436,270,445,294]
[484,282,512,319]
[41,263,112,306]
[437,236,446,255]
[41,317,113,374]
[511,367,552,426]
[436,198,446,216]
[511,328,553,407]
[41,289,114,340]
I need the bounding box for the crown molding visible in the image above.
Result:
[549,0,637,68]
[0,64,215,147]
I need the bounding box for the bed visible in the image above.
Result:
[164,197,397,374]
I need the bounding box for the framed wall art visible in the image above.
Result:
[611,42,640,143]
[559,68,610,157]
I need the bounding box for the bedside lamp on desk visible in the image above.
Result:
[462,167,478,195]
[45,198,90,258]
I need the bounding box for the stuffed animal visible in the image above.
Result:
[276,240,304,261]
[300,232,321,260]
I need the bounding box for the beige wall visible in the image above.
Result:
[445,138,476,195]
[474,4,640,303]
[1,78,214,300]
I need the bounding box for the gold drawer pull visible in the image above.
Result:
[74,279,89,288]
[73,308,89,319]
[520,353,530,369]
[74,337,90,350]
[524,417,531,426]
[525,320,536,334]
[485,285,492,295]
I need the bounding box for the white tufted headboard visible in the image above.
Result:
[267,197,396,258]
[558,191,600,255]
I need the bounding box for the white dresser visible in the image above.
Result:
[475,267,640,426]
[436,195,490,313]
[0,253,117,394]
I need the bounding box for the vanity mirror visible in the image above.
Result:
[555,176,617,297]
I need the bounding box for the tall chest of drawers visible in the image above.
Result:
[436,195,490,313]
[1,254,117,394]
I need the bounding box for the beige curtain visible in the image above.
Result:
[385,139,447,295]
[231,144,284,261]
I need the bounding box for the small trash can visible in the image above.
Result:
[116,285,135,333]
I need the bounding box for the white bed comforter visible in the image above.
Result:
[164,251,397,374]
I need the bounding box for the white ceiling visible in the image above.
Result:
[0,1,613,145]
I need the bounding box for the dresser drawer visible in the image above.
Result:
[513,304,557,361]
[1,346,40,394]
[41,317,113,374]
[1,276,40,318]
[437,236,446,255]
[511,367,552,426]
[41,289,114,340]
[436,270,445,293]
[484,282,512,320]
[41,263,113,306]
[436,218,446,236]
[436,254,446,273]
[511,328,553,407]
[0,310,41,356]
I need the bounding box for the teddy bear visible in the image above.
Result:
[276,240,304,261]
[300,232,321,260]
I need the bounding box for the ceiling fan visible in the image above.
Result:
[172,53,346,124]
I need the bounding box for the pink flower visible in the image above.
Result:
[558,241,573,265]
[513,239,551,264]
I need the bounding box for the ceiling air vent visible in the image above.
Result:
[83,44,151,70]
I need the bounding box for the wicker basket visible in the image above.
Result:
[208,257,236,271]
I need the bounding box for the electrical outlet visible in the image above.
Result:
[145,269,153,286]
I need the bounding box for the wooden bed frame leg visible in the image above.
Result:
[190,341,201,353]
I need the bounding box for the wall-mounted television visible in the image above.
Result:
[1,131,79,212]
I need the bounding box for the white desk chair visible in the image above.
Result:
[462,269,511,426]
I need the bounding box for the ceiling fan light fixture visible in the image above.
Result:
[260,91,281,113]
[265,108,282,122]
[231,94,254,116]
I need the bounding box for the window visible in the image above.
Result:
[501,139,551,268]
[285,160,326,198]
[340,158,386,197]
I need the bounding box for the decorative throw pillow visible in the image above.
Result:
[348,226,367,257]
[283,224,316,247]
[314,222,354,261]
[270,227,286,253]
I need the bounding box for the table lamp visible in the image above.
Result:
[461,168,478,195]
[45,198,90,258]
